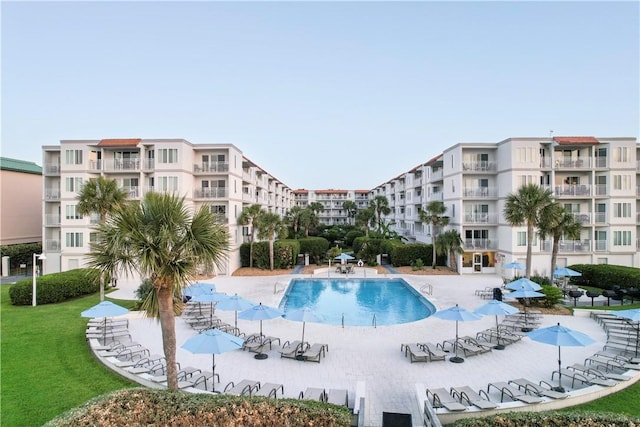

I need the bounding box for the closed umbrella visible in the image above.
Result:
[81,301,129,343]
[505,277,542,291]
[181,328,244,391]
[612,308,640,357]
[216,294,255,330]
[527,322,595,392]
[238,303,283,359]
[433,304,482,363]
[474,299,519,350]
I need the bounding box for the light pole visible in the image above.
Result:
[32,253,47,307]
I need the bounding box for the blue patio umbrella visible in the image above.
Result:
[527,322,595,392]
[433,304,482,363]
[183,282,216,298]
[81,301,129,342]
[504,261,525,270]
[284,307,324,347]
[190,292,229,327]
[553,267,582,278]
[216,294,255,329]
[505,277,542,292]
[181,328,244,391]
[612,308,640,357]
[474,299,520,350]
[506,287,545,331]
[335,253,355,261]
[238,303,284,359]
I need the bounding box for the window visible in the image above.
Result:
[210,205,226,216]
[65,232,83,248]
[613,231,631,246]
[158,148,178,164]
[65,149,83,165]
[613,203,631,218]
[65,205,83,220]
[520,175,535,186]
[89,232,99,244]
[613,147,629,162]
[157,176,178,192]
[65,177,83,192]
[517,232,527,246]
[613,175,631,190]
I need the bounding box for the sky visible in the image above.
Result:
[2,1,638,190]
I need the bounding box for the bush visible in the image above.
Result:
[8,268,100,305]
[0,242,42,273]
[529,275,552,287]
[539,285,563,307]
[239,240,301,269]
[453,410,640,426]
[45,388,352,427]
[412,259,424,270]
[353,237,384,265]
[298,237,330,264]
[570,264,640,290]
[389,243,433,267]
[344,229,364,247]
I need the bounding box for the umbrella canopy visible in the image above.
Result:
[505,277,542,291]
[216,294,256,329]
[474,299,520,349]
[181,328,244,391]
[284,307,324,346]
[81,301,129,318]
[190,292,229,327]
[183,282,216,298]
[506,288,545,299]
[504,261,525,270]
[553,267,582,278]
[334,253,355,261]
[527,322,595,392]
[433,304,482,363]
[238,303,283,358]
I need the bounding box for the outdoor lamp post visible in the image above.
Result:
[32,253,46,307]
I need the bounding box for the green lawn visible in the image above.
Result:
[1,287,135,426]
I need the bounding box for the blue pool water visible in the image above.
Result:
[279,278,435,326]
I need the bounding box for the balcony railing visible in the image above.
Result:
[430,170,443,181]
[88,160,102,171]
[45,189,60,200]
[570,213,591,224]
[45,163,60,175]
[464,239,496,250]
[541,239,591,252]
[553,158,592,169]
[462,161,496,172]
[431,191,443,201]
[122,186,140,198]
[193,188,227,199]
[595,240,607,251]
[595,157,608,168]
[594,185,607,196]
[463,213,497,224]
[554,184,591,197]
[462,187,497,198]
[194,162,229,173]
[594,212,607,223]
[636,186,640,197]
[46,239,61,252]
[45,214,60,226]
[103,159,141,172]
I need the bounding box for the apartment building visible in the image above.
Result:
[42,139,292,275]
[373,136,640,276]
[293,189,370,226]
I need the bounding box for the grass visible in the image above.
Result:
[2,284,640,425]
[1,286,136,426]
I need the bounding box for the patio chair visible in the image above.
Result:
[114,353,164,368]
[253,383,284,399]
[190,371,220,392]
[126,359,166,375]
[450,386,497,410]
[299,387,327,402]
[302,343,328,362]
[487,381,543,404]
[223,379,261,396]
[420,342,447,361]
[279,340,309,359]
[551,368,617,388]
[425,388,467,412]
[587,352,640,369]
[507,378,567,400]
[567,364,631,382]
[327,389,349,407]
[400,343,430,363]
[150,366,202,383]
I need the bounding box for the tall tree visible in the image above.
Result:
[538,202,582,282]
[355,207,375,237]
[87,192,230,390]
[284,205,304,238]
[76,176,128,301]
[342,200,358,225]
[503,183,553,278]
[256,211,287,270]
[435,229,464,272]
[299,206,321,237]
[369,195,391,233]
[419,200,449,269]
[238,204,264,268]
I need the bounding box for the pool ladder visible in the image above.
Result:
[341,313,377,328]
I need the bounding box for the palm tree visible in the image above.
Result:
[238,204,264,268]
[503,184,553,278]
[419,201,449,269]
[342,200,358,225]
[76,176,128,301]
[435,229,464,272]
[87,192,229,390]
[256,212,287,270]
[355,207,375,237]
[284,205,304,238]
[299,206,321,237]
[538,202,582,282]
[369,196,391,233]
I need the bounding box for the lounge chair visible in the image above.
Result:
[487,381,543,404]
[299,387,327,402]
[585,354,640,371]
[223,379,260,396]
[302,343,328,362]
[425,388,467,412]
[567,364,630,382]
[114,354,164,368]
[244,335,281,353]
[279,340,309,359]
[507,378,567,400]
[551,368,617,388]
[327,389,349,407]
[190,371,220,392]
[150,366,202,383]
[253,383,284,398]
[420,342,447,362]
[400,343,430,363]
[126,360,166,375]
[450,386,497,410]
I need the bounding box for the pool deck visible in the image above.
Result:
[104,270,638,426]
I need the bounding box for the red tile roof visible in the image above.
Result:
[98,138,142,147]
[553,136,599,145]
[425,154,443,166]
[355,190,370,193]
[293,189,309,194]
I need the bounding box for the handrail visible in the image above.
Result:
[420,284,433,295]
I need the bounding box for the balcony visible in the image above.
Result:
[45,189,60,201]
[122,186,140,198]
[45,163,60,175]
[463,213,497,224]
[143,159,155,170]
[464,239,496,250]
[594,185,607,197]
[570,213,591,224]
[595,240,607,252]
[103,159,141,172]
[595,157,608,168]
[553,158,592,169]
[45,214,60,226]
[88,160,102,171]
[554,184,591,197]
[431,191,443,201]
[46,239,61,252]
[462,161,496,172]
[194,162,229,173]
[594,212,607,223]
[541,239,591,253]
[462,187,497,198]
[193,188,227,199]
[430,170,443,181]
[636,186,640,197]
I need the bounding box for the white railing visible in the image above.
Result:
[595,185,607,196]
[595,240,607,251]
[121,186,140,198]
[462,161,496,172]
[45,214,60,226]
[46,239,61,252]
[594,212,607,223]
[431,191,443,201]
[430,170,443,181]
[553,158,592,168]
[193,188,227,199]
[595,157,608,168]
[463,213,498,224]
[554,184,591,197]
[571,212,591,224]
[103,159,141,171]
[194,162,229,173]
[143,159,155,170]
[45,189,60,200]
[464,239,496,250]
[462,187,497,198]
[541,239,591,252]
[45,163,60,174]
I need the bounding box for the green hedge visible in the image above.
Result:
[453,410,639,426]
[8,268,100,306]
[389,243,433,267]
[298,237,330,264]
[353,237,384,265]
[569,264,640,290]
[239,240,300,269]
[0,242,42,272]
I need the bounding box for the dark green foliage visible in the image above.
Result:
[569,264,640,290]
[453,410,640,426]
[529,275,552,287]
[389,243,433,267]
[8,268,100,305]
[45,388,352,427]
[239,240,300,269]
[540,285,563,307]
[344,229,365,247]
[353,237,385,265]
[0,242,43,272]
[298,237,330,264]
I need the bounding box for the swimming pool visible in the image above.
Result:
[279,278,435,326]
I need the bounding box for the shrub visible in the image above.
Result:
[0,242,42,273]
[239,240,301,269]
[390,243,433,267]
[8,268,100,305]
[453,410,640,426]
[45,388,352,427]
[570,264,640,290]
[412,258,424,270]
[529,275,552,287]
[344,229,364,247]
[354,237,384,265]
[298,237,330,264]
[539,285,563,307]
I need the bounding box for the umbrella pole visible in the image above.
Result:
[234,311,238,330]
[254,319,267,360]
[553,346,565,392]
[450,320,464,363]
[212,354,216,392]
[494,315,505,350]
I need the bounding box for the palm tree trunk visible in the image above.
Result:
[249,240,254,269]
[269,238,275,270]
[526,222,534,278]
[157,285,178,390]
[432,236,437,269]
[99,272,105,302]
[550,236,560,284]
